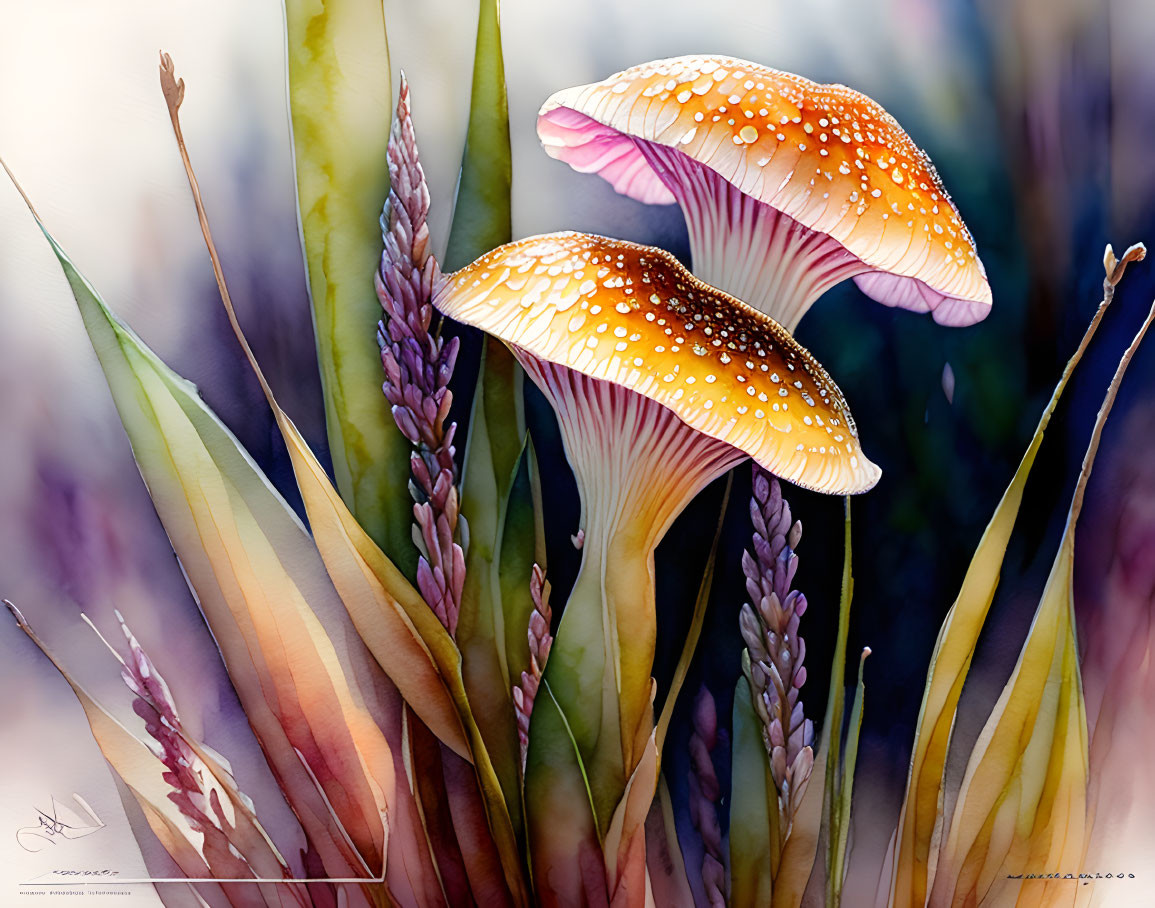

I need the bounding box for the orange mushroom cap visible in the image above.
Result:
[435,232,880,495]
[538,55,991,330]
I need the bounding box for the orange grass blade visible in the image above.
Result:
[644,776,694,908]
[3,169,413,893]
[8,604,305,908]
[154,57,528,904]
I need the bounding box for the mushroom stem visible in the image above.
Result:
[521,355,745,829]
[636,141,867,332]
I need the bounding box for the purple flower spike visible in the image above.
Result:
[739,466,815,840]
[689,687,726,908]
[513,564,554,774]
[376,74,464,636]
[112,612,293,885]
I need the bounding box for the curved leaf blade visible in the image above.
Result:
[29,212,404,888]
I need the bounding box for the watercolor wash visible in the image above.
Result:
[2,2,1151,907]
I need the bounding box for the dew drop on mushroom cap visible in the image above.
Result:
[538,55,992,333]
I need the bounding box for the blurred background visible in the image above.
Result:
[2,0,1154,904]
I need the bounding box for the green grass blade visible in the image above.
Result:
[284,0,415,575]
[730,673,775,907]
[829,648,869,907]
[443,0,512,272]
[446,0,534,860]
[656,474,732,752]
[818,498,854,901]
[457,422,541,842]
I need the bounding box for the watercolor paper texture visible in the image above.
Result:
[2,1,1154,906]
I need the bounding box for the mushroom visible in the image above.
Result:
[434,231,878,852]
[538,56,991,333]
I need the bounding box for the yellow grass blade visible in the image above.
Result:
[930,535,1087,906]
[884,245,1146,907]
[931,280,1155,907]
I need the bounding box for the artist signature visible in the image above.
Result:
[1007,871,1137,882]
[15,794,105,853]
